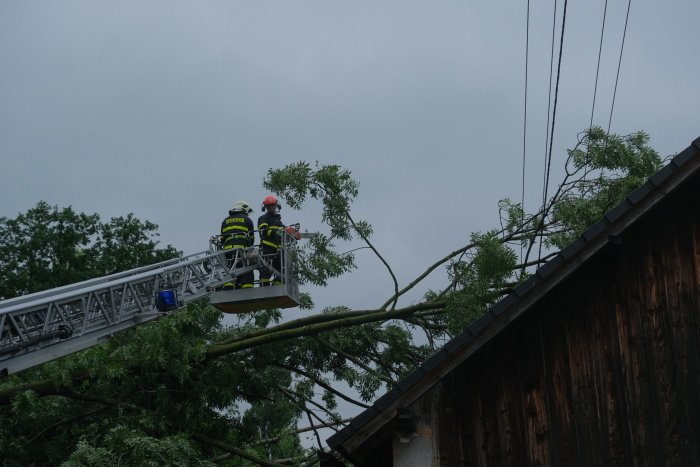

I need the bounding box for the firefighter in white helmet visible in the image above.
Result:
[220,201,254,289]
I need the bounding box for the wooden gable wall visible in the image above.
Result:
[428,174,700,465]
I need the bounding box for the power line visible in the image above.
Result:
[589,0,609,130]
[542,0,558,212]
[543,0,568,208]
[608,0,632,133]
[539,0,569,262]
[521,0,530,261]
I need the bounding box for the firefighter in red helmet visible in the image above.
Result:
[257,195,285,286]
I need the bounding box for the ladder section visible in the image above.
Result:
[0,232,301,375]
[0,249,233,375]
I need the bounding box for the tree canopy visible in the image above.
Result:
[0,202,180,300]
[0,129,663,465]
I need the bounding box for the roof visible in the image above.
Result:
[327,136,700,459]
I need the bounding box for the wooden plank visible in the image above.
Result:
[494,331,527,466]
[515,315,551,467]
[540,294,577,465]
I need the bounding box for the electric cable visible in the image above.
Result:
[589,0,610,131]
[544,0,568,209]
[541,0,558,213]
[538,0,569,263]
[521,0,531,262]
[586,0,610,183]
[607,0,632,133]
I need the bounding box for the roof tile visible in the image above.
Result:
[349,405,380,431]
[468,311,494,336]
[420,348,449,374]
[559,237,586,260]
[627,181,654,205]
[326,429,352,449]
[605,199,632,223]
[397,368,428,392]
[490,293,517,317]
[373,381,409,411]
[513,275,539,297]
[582,218,610,241]
[445,329,475,354]
[649,163,676,187]
[672,145,697,167]
[536,255,565,280]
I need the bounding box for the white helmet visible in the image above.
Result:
[231,200,253,214]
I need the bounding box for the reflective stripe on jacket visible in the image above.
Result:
[257,213,284,250]
[220,212,254,250]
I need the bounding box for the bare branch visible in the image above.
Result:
[253,418,353,447]
[192,432,288,467]
[312,336,396,385]
[276,386,328,430]
[380,241,478,310]
[306,408,323,450]
[276,364,371,409]
[347,213,399,310]
[28,406,105,443]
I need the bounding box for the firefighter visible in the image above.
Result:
[257,195,285,286]
[220,201,254,289]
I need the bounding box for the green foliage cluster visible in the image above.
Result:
[547,128,662,248]
[264,162,371,288]
[0,201,180,299]
[63,427,213,467]
[441,231,518,334]
[1,302,310,465]
[264,162,363,241]
[434,128,662,336]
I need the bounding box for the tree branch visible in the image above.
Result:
[312,336,396,385]
[252,418,353,447]
[380,222,529,310]
[191,431,288,467]
[276,385,329,431]
[380,241,477,310]
[28,406,105,443]
[516,251,559,270]
[0,303,445,407]
[0,371,96,406]
[346,213,399,310]
[276,363,370,409]
[205,301,446,360]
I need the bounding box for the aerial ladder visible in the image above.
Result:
[0,231,301,376]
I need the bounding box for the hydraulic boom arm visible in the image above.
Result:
[0,231,301,376]
[0,247,239,375]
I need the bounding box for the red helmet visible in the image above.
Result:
[262,195,281,212]
[262,195,278,206]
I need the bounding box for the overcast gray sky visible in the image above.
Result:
[1,1,698,312]
[2,0,699,450]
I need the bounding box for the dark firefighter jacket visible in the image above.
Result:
[257,212,284,250]
[220,211,254,250]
